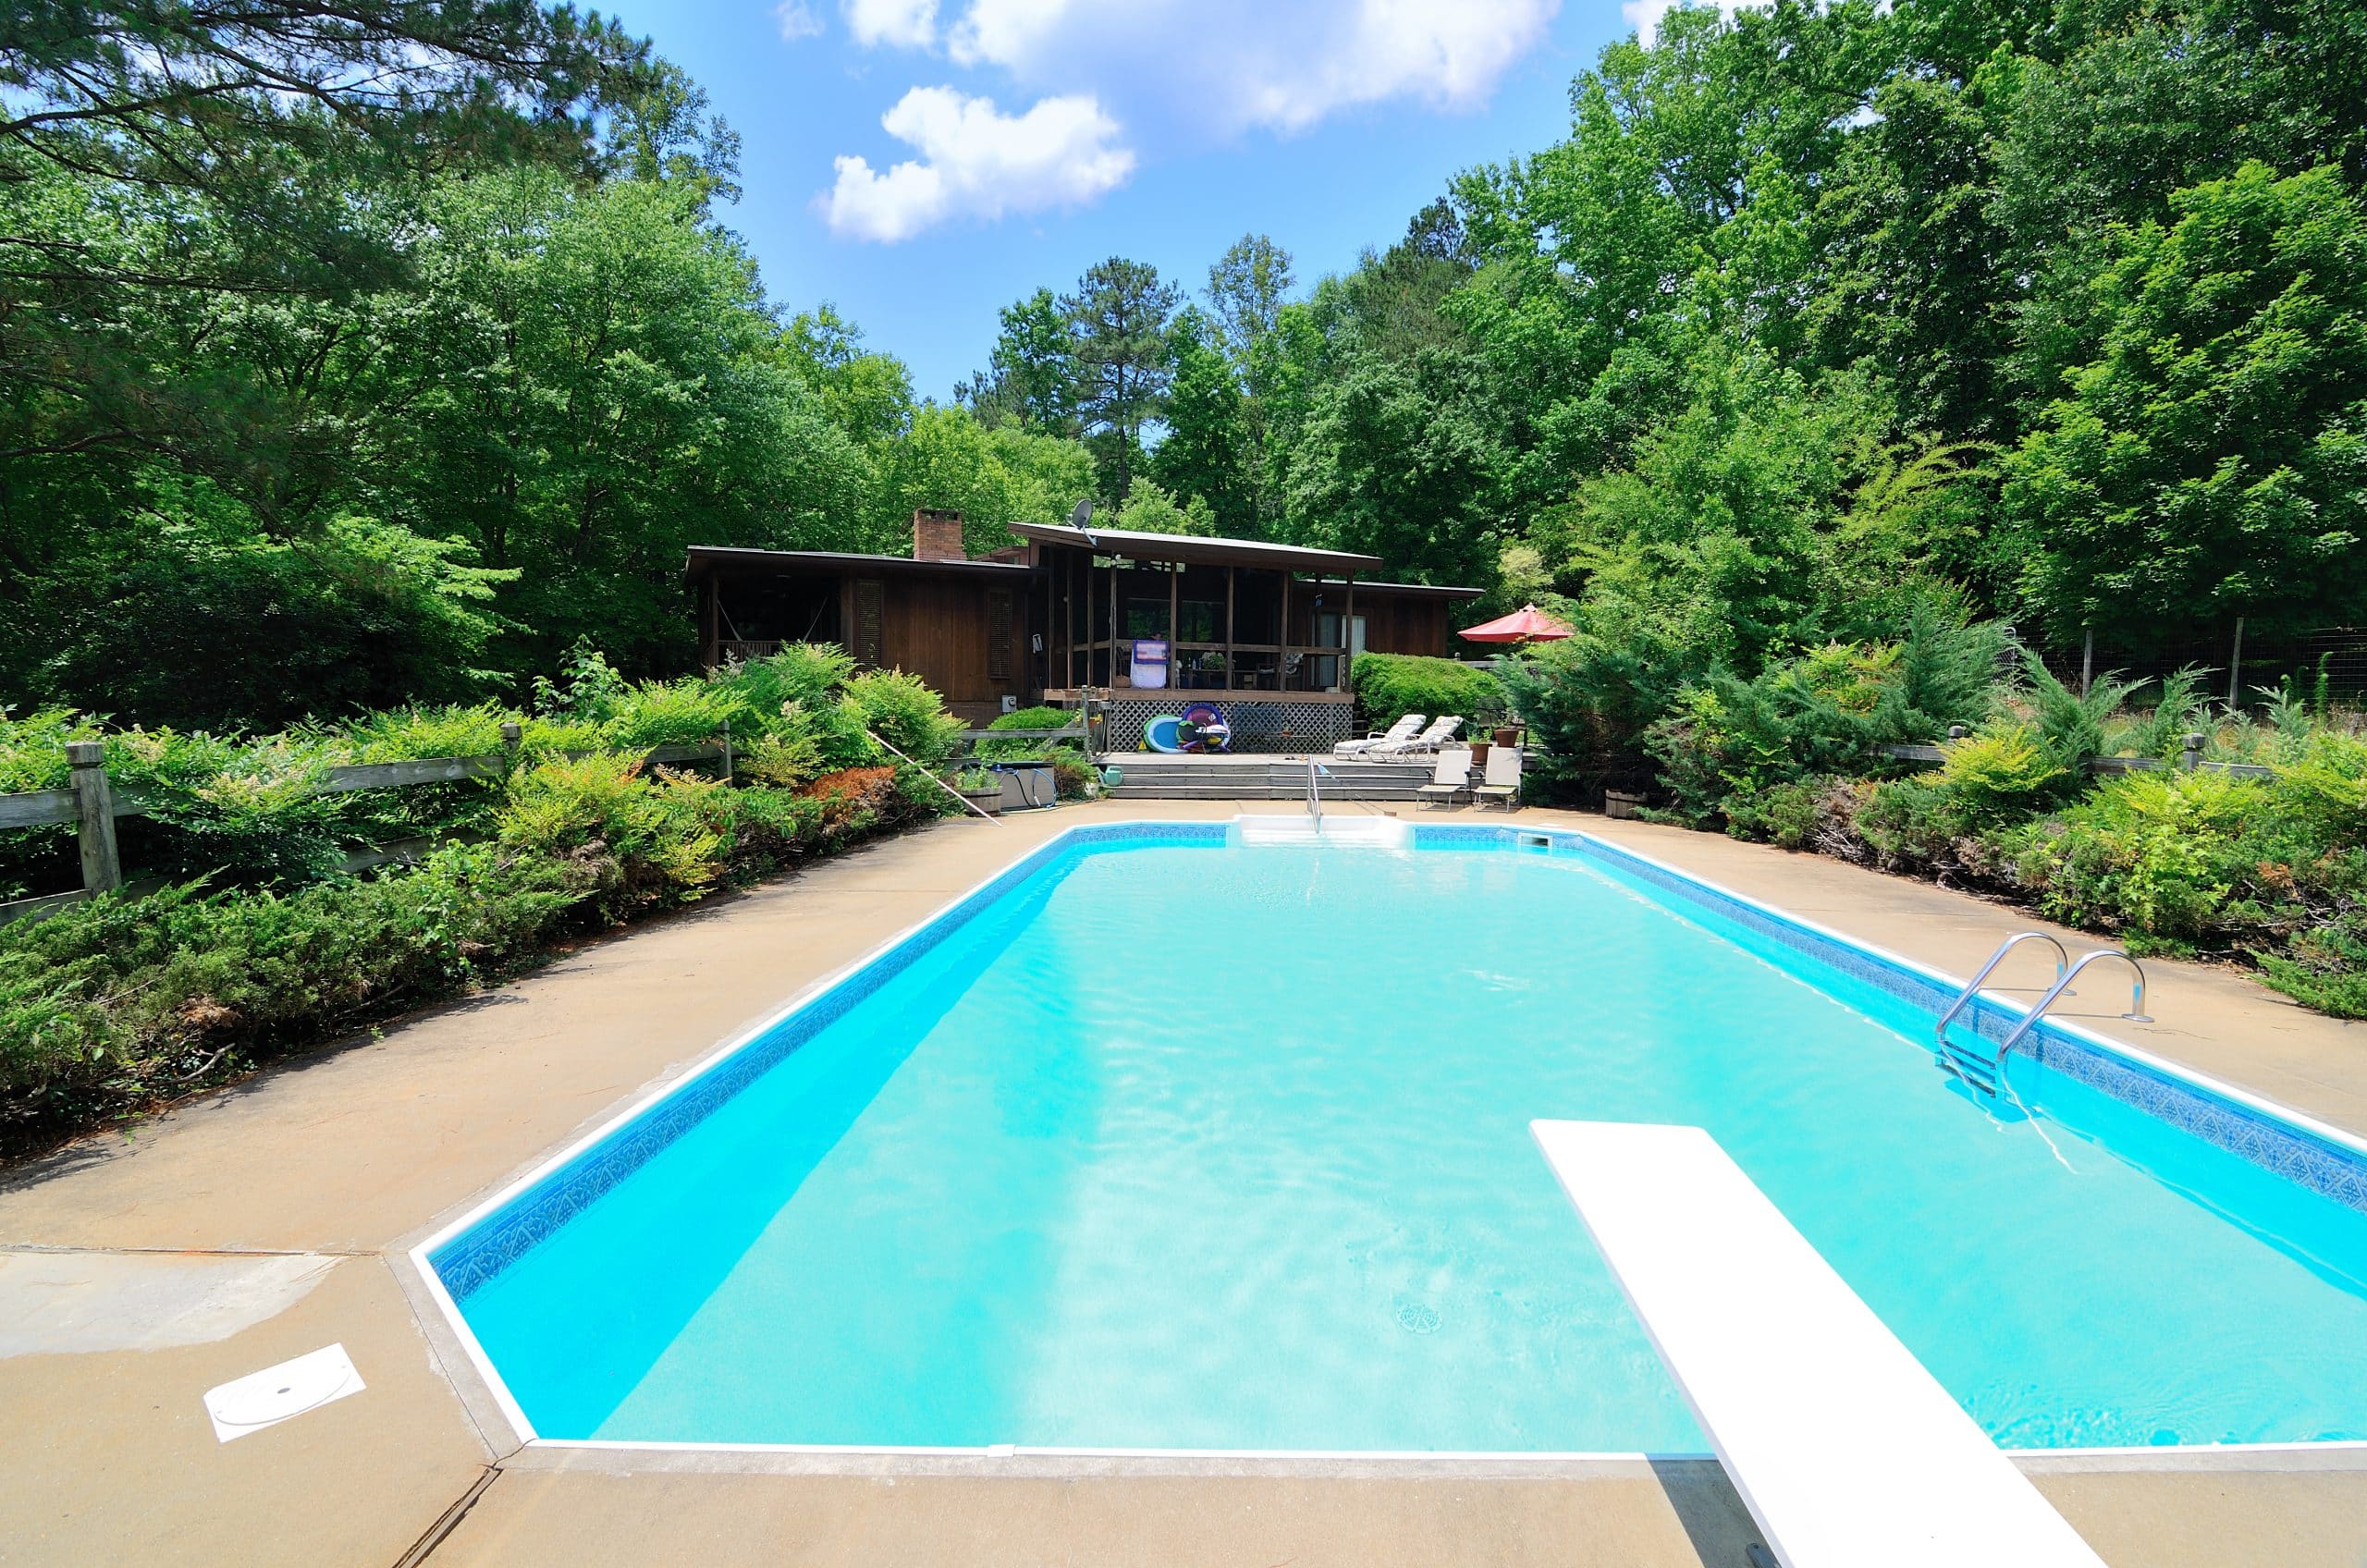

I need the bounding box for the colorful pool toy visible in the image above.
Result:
[1178,704,1231,753]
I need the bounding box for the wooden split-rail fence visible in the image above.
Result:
[1,716,1096,925]
[0,725,730,924]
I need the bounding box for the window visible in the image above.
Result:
[986,590,1012,681]
[1310,612,1367,689]
[853,580,883,666]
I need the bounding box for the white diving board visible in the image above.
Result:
[1531,1120,2109,1568]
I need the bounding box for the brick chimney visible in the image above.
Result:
[912,508,966,561]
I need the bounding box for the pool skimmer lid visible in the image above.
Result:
[203,1343,364,1442]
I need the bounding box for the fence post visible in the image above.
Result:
[65,741,122,894]
[1946,725,1968,741]
[719,718,734,784]
[2180,731,2205,773]
[2226,617,2246,712]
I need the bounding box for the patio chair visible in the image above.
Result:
[1333,713,1424,759]
[1472,745,1523,809]
[1393,715,1465,756]
[1415,748,1474,808]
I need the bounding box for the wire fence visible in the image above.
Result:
[2021,625,2367,704]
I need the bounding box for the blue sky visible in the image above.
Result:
[602,1,1653,399]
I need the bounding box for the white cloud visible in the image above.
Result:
[774,0,825,41]
[849,0,1559,137]
[845,0,938,49]
[820,87,1134,242]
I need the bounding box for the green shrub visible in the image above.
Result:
[841,669,962,768]
[1855,776,1990,874]
[1934,723,2070,817]
[2261,900,2367,1019]
[497,756,728,915]
[2270,731,2367,850]
[1050,755,1098,800]
[0,844,583,1148]
[979,704,1082,762]
[2006,771,2271,947]
[1350,653,1505,733]
[1723,776,1841,850]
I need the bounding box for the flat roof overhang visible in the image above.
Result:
[1007,522,1383,576]
[1300,576,1485,600]
[685,545,1035,582]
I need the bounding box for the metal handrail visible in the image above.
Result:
[1985,949,2152,1071]
[1306,757,1324,828]
[1932,933,2071,1052]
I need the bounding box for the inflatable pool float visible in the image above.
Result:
[1178,703,1232,753]
[1143,715,1188,753]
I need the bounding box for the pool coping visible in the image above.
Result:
[392,816,2367,1471]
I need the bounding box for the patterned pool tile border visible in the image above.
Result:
[429,821,1228,1302]
[1417,824,2367,1216]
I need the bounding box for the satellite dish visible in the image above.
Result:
[1068,496,1098,548]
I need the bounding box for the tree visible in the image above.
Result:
[1148,309,1253,534]
[0,0,650,470]
[1282,347,1504,586]
[1114,475,1216,536]
[1061,256,1179,502]
[781,304,916,457]
[955,288,1076,434]
[2002,163,2367,647]
[1204,234,1295,396]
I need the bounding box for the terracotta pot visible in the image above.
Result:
[1493,726,1521,748]
[1469,741,1492,767]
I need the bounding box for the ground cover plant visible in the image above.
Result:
[0,648,963,1158]
[1504,602,2367,1017]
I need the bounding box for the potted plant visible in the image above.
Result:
[954,766,1002,815]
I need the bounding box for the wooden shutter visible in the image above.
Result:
[853,580,883,666]
[986,589,1013,682]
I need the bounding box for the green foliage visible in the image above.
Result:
[1113,476,1217,537]
[2008,771,2277,947]
[0,845,584,1148]
[2004,164,2367,644]
[1063,256,1182,501]
[1348,655,1505,734]
[1934,725,2069,816]
[2018,655,2135,771]
[978,705,1083,764]
[0,649,961,1153]
[840,670,962,769]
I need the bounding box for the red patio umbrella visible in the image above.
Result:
[1458,603,1574,643]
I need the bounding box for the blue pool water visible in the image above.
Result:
[443,833,2367,1451]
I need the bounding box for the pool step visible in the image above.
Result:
[1229,815,1411,850]
[1937,1034,2001,1096]
[1106,759,1431,801]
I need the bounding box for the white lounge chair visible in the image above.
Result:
[1385,714,1464,757]
[1415,747,1473,808]
[1333,713,1424,758]
[1472,744,1521,807]
[1534,1121,2109,1568]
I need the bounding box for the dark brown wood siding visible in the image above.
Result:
[873,575,1030,719]
[1306,591,1453,657]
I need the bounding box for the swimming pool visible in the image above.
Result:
[419,823,2367,1455]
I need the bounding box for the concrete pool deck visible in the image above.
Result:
[1,801,2361,1566]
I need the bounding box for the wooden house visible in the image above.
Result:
[686,509,1482,748]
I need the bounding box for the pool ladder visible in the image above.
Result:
[1934,934,2152,1096]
